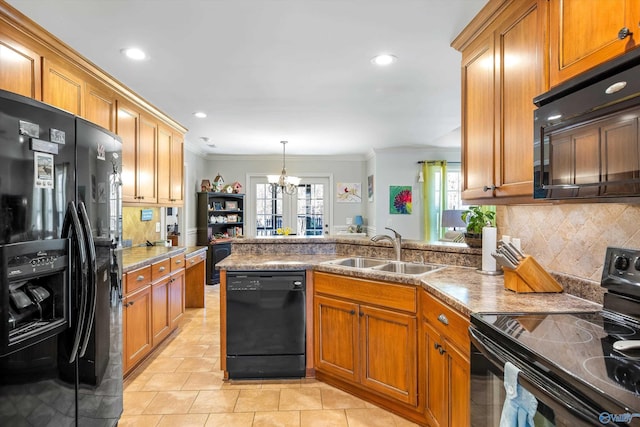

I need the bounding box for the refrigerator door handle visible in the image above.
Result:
[77,202,97,358]
[62,201,89,363]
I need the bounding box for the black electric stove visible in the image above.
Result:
[471,247,640,426]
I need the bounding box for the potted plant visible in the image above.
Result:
[461,206,496,248]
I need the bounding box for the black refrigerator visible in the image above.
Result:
[0,89,123,426]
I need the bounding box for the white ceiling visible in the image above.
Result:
[6,0,486,156]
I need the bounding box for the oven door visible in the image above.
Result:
[469,327,627,427]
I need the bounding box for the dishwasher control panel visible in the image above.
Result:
[226,271,305,292]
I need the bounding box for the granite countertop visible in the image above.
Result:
[218,254,602,316]
[121,246,186,273]
[185,246,208,257]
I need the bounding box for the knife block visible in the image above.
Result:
[502,256,563,293]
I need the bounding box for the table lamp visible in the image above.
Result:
[353,215,364,233]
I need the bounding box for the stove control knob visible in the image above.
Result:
[614,255,630,271]
[634,257,640,271]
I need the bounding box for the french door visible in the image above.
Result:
[250,176,330,237]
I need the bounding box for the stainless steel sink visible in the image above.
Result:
[324,257,444,276]
[329,257,388,268]
[372,261,444,275]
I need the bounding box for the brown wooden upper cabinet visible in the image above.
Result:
[42,58,84,116]
[158,125,184,205]
[0,32,41,99]
[118,99,158,204]
[454,0,546,202]
[549,0,640,87]
[84,81,116,132]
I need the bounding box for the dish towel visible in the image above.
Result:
[499,361,538,427]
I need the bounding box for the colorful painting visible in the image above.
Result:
[389,186,412,214]
[337,182,362,203]
[367,175,374,202]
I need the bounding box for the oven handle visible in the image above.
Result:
[469,327,609,426]
[61,201,88,363]
[77,202,96,358]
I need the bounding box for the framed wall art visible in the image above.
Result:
[336,182,362,203]
[389,186,412,214]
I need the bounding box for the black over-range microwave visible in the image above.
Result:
[534,48,640,200]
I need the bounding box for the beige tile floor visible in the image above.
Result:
[120,285,419,427]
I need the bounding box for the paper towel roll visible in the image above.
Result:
[482,226,497,272]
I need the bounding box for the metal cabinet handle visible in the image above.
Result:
[434,342,446,355]
[159,266,165,272]
[124,301,135,307]
[618,27,633,40]
[482,185,498,192]
[175,259,182,265]
[136,275,145,281]
[437,314,449,325]
[350,310,356,315]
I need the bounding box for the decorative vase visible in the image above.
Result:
[464,232,483,248]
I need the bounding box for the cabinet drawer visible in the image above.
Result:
[315,272,416,313]
[186,251,206,268]
[421,290,469,350]
[151,259,171,281]
[125,265,152,294]
[171,254,185,271]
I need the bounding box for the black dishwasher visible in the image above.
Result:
[226,271,306,379]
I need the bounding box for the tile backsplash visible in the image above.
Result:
[497,203,640,282]
[122,206,161,246]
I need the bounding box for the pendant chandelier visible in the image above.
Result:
[267,141,300,195]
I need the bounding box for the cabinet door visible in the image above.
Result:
[423,322,447,427]
[185,253,206,308]
[448,339,470,427]
[123,286,152,373]
[157,127,184,205]
[84,82,115,132]
[494,0,544,198]
[461,32,496,201]
[314,295,359,383]
[138,114,157,203]
[549,0,640,87]
[170,132,184,204]
[157,126,172,205]
[42,58,84,116]
[117,101,140,203]
[151,278,170,346]
[359,305,417,406]
[169,269,185,329]
[0,33,41,99]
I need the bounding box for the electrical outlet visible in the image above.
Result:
[346,217,353,225]
[155,222,160,232]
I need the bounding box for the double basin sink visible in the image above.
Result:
[324,257,444,276]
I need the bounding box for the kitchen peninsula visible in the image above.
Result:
[217,236,601,426]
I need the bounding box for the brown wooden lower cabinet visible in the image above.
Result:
[123,284,152,373]
[185,250,207,308]
[169,268,185,329]
[314,272,471,427]
[123,254,186,376]
[421,290,470,427]
[314,272,421,423]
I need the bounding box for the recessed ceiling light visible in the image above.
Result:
[371,54,397,66]
[193,112,207,118]
[120,47,147,61]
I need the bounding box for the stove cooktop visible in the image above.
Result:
[472,310,640,417]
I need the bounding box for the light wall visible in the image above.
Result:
[369,147,461,240]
